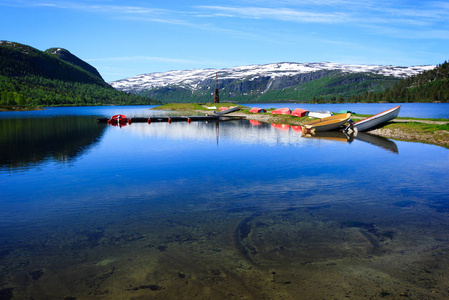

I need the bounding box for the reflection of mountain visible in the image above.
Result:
[0,116,107,170]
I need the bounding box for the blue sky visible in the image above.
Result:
[1,0,448,82]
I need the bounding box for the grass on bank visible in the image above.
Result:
[385,121,449,133]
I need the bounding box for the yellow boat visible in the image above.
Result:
[301,113,351,133]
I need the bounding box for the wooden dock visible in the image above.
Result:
[96,115,245,124]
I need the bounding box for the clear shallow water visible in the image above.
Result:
[1,106,449,299]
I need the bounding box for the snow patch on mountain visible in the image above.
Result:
[109,62,436,92]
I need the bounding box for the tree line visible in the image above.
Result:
[0,75,159,108]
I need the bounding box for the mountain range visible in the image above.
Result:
[1,41,444,106]
[110,62,436,103]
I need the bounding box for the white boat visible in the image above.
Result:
[214,105,239,116]
[302,113,351,132]
[307,111,333,118]
[354,105,401,132]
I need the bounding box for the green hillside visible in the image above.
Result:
[348,61,449,103]
[0,41,158,108]
[45,47,104,80]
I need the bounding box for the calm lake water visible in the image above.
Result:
[1,104,449,299]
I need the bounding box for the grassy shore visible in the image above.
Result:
[153,103,449,148]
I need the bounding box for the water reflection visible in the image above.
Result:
[301,131,355,143]
[118,120,398,153]
[0,116,107,170]
[1,115,447,299]
[355,132,399,153]
[119,120,313,147]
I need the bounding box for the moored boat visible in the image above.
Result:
[108,114,127,126]
[354,105,401,132]
[302,113,351,132]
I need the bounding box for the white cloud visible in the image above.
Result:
[195,6,348,23]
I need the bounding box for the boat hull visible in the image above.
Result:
[354,105,401,132]
[302,113,351,132]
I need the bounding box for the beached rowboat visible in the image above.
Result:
[271,108,291,115]
[354,105,401,132]
[291,108,309,117]
[308,111,333,118]
[302,113,351,132]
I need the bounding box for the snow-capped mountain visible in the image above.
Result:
[109,62,436,103]
[110,62,435,93]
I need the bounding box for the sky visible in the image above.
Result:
[1,0,448,82]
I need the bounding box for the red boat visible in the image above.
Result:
[271,108,291,115]
[108,114,128,126]
[291,108,309,117]
[249,107,267,113]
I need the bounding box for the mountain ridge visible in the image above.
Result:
[0,41,157,107]
[45,47,104,80]
[110,62,436,103]
[0,40,108,88]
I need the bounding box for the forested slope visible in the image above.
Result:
[0,41,158,108]
[348,61,449,103]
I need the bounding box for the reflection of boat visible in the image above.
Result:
[308,111,333,118]
[291,125,302,133]
[302,113,351,132]
[354,105,401,131]
[272,123,290,131]
[250,120,262,126]
[355,132,398,154]
[302,131,354,142]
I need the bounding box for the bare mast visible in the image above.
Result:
[214,72,219,103]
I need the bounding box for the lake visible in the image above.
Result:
[1,104,449,299]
